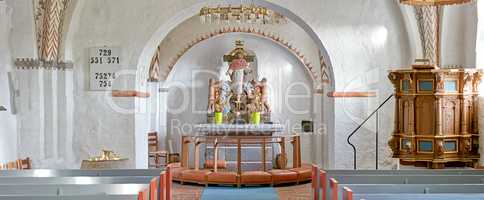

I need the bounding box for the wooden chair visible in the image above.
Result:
[6,162,16,170]
[148,132,167,168]
[18,157,32,170]
[2,158,31,170]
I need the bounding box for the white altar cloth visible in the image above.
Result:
[194,124,284,134]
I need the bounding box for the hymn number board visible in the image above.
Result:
[89,47,121,91]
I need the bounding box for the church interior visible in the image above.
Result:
[2,0,484,199]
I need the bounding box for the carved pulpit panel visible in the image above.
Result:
[388,67,482,168]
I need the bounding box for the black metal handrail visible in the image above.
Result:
[346,94,394,170]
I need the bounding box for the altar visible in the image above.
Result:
[194,124,284,136]
[169,40,311,186]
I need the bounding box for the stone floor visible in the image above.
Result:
[173,183,312,200]
[173,183,204,200]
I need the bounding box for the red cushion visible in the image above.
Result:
[270,169,298,184]
[289,167,312,182]
[180,170,211,184]
[207,172,238,184]
[240,171,272,184]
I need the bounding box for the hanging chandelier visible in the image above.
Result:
[199,5,287,25]
[400,0,472,6]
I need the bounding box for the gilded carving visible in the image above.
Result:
[403,73,413,83]
[435,140,444,157]
[388,72,399,90]
[435,73,444,91]
[472,72,481,92]
[461,138,471,154]
[388,137,399,157]
[207,79,223,113]
[463,72,473,91]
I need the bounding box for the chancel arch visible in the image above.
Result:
[149,26,320,83]
[147,18,331,168]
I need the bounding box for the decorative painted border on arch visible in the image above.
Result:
[149,26,332,84]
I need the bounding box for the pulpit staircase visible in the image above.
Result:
[346,94,394,170]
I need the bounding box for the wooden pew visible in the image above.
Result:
[327,175,484,184]
[0,169,172,200]
[0,184,148,195]
[352,193,484,200]
[0,169,163,177]
[339,184,484,194]
[0,176,155,185]
[325,169,484,175]
[320,172,484,200]
[339,184,484,200]
[0,194,138,200]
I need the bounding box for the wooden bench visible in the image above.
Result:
[0,194,139,200]
[0,176,156,185]
[0,169,163,177]
[325,169,484,175]
[339,184,484,200]
[327,175,484,184]
[352,193,484,200]
[312,169,484,200]
[0,184,148,195]
[0,167,174,200]
[339,184,484,194]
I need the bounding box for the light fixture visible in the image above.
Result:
[0,106,6,111]
[199,5,287,25]
[400,0,472,6]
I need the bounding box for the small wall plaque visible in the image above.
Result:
[89,46,122,91]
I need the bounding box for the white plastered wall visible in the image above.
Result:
[12,0,481,169]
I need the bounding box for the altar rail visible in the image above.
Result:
[309,166,484,200]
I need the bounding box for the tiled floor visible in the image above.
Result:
[173,183,312,200]
[173,183,204,200]
[276,183,312,200]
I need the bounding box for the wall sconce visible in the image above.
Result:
[0,106,6,111]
